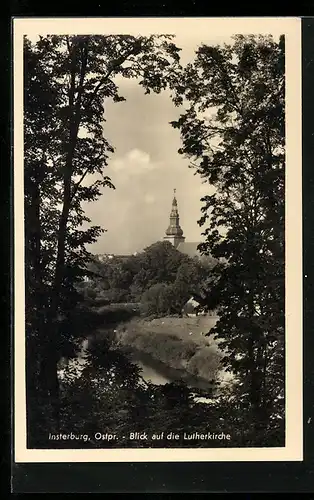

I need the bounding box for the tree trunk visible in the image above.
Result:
[25,165,50,439]
[44,40,88,420]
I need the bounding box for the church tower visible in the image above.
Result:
[164,189,185,249]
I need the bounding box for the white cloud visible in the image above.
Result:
[110,148,157,176]
[127,148,151,167]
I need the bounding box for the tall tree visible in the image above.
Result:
[171,34,285,440]
[24,34,181,426]
[130,240,189,299]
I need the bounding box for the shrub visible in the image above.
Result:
[140,283,174,317]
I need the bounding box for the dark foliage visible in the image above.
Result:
[81,241,212,315]
[24,33,182,435]
[170,34,285,438]
[24,33,285,449]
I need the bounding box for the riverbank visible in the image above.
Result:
[95,315,226,388]
[127,347,216,391]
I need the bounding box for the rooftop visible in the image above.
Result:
[177,241,217,266]
[176,241,201,258]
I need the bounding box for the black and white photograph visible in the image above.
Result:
[13,17,302,462]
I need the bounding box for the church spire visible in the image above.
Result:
[164,188,185,249]
[170,188,178,215]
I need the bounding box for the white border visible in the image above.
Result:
[14,17,303,463]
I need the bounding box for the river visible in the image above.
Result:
[126,348,215,392]
[59,337,215,394]
[136,359,171,385]
[128,351,233,404]
[130,357,215,403]
[58,339,172,386]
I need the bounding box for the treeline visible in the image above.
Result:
[79,240,214,316]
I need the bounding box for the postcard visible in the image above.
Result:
[13,16,302,463]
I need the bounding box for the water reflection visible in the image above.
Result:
[128,349,214,392]
[136,359,171,385]
[58,336,216,396]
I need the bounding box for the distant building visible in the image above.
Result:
[163,188,186,249]
[96,252,138,263]
[163,189,213,264]
[176,241,202,258]
[182,296,218,318]
[92,190,217,316]
[97,189,212,263]
[163,188,202,258]
[182,297,205,317]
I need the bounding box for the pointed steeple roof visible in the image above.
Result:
[165,188,184,238]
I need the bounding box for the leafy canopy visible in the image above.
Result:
[170,34,285,432]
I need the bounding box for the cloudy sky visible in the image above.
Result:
[87,83,212,255]
[26,19,284,256]
[83,19,285,255]
[85,31,236,255]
